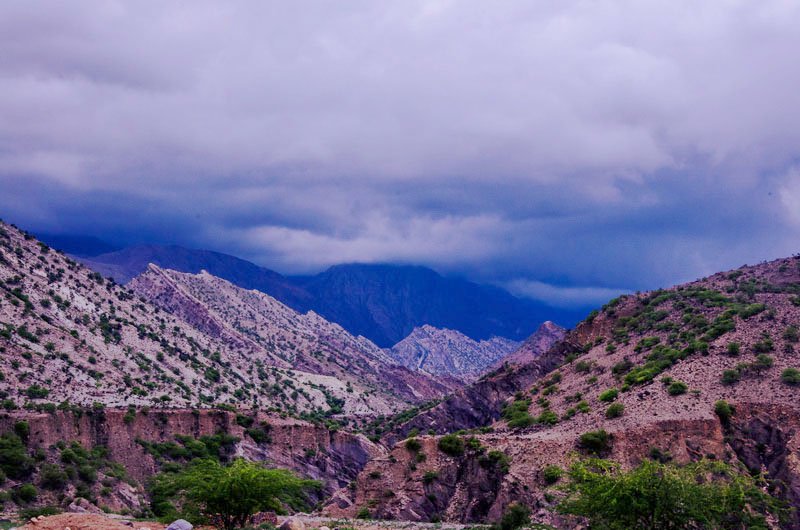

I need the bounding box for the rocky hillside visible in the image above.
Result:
[77,245,583,347]
[0,221,447,417]
[388,325,519,382]
[329,255,800,526]
[490,320,566,369]
[130,265,455,414]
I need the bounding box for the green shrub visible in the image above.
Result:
[13,420,30,443]
[39,463,68,490]
[437,434,464,457]
[537,410,559,425]
[422,470,438,484]
[714,400,734,425]
[598,388,618,403]
[579,430,611,455]
[667,381,688,396]
[721,369,740,385]
[495,502,530,530]
[14,483,37,503]
[479,450,510,474]
[611,359,633,376]
[502,398,535,429]
[753,354,774,372]
[356,506,371,519]
[726,342,741,356]
[781,368,800,385]
[542,465,563,485]
[25,384,49,399]
[605,403,624,419]
[405,437,421,452]
[783,326,799,343]
[0,433,34,479]
[558,459,784,528]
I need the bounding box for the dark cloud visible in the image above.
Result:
[1,1,799,307]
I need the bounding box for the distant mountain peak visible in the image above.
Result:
[389,325,521,382]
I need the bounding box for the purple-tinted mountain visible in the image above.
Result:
[79,246,584,347]
[291,264,583,346]
[37,233,121,258]
[79,244,312,309]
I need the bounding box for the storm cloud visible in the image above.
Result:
[1,0,799,307]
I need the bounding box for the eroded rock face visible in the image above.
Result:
[330,416,730,524]
[0,408,382,499]
[727,403,800,528]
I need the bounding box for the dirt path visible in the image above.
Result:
[18,513,163,530]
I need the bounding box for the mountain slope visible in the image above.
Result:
[0,221,447,417]
[79,245,582,347]
[129,265,454,411]
[331,255,800,526]
[389,325,520,381]
[293,263,581,346]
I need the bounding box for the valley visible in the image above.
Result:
[2,220,799,529]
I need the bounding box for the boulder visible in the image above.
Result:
[279,517,306,530]
[67,497,103,514]
[166,520,193,530]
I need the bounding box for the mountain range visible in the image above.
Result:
[0,221,450,418]
[40,238,585,347]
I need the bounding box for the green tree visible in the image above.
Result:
[558,458,782,529]
[495,502,530,530]
[162,458,318,530]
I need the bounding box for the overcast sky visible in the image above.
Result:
[1,1,799,308]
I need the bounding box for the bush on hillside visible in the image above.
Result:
[598,388,618,403]
[558,458,784,529]
[437,434,465,457]
[578,430,611,455]
[781,368,800,385]
[667,381,688,396]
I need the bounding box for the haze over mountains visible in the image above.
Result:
[40,235,585,347]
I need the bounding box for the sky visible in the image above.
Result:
[1,0,799,309]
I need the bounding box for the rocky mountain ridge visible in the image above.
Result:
[72,243,584,347]
[388,325,520,382]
